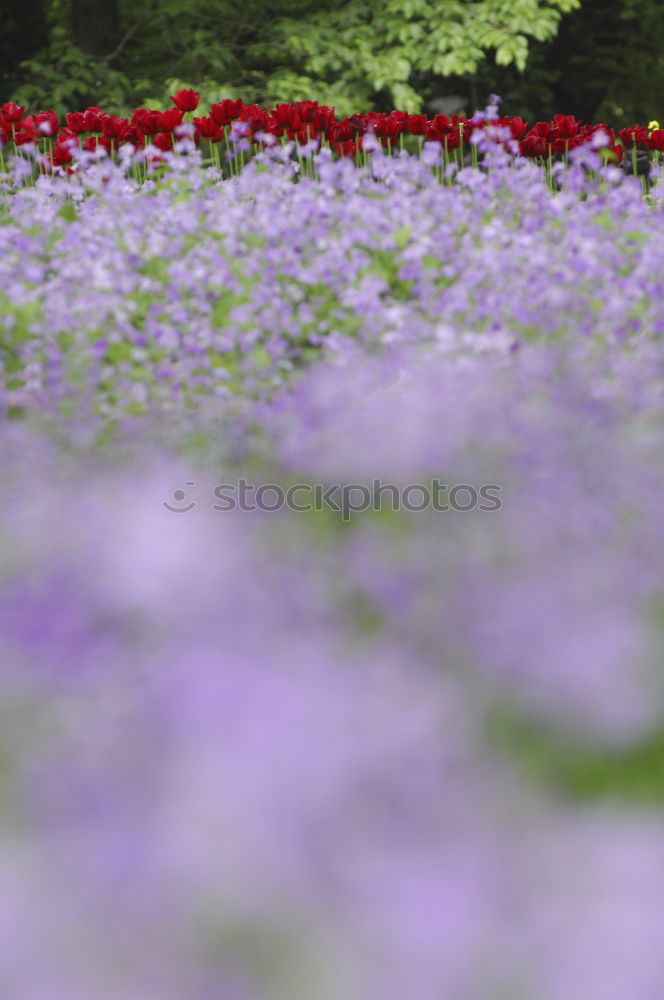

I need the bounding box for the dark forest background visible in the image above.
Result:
[2,0,662,125]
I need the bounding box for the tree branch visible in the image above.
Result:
[100,1,154,63]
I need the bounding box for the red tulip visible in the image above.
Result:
[503,116,527,140]
[519,133,548,157]
[2,101,25,123]
[153,132,173,152]
[587,123,614,145]
[431,114,452,133]
[334,140,357,158]
[65,112,87,134]
[34,109,59,137]
[312,106,335,133]
[53,141,74,166]
[531,122,554,140]
[374,114,404,141]
[618,126,648,147]
[330,121,356,143]
[240,105,269,134]
[294,100,318,124]
[13,123,37,146]
[271,104,298,128]
[293,126,320,144]
[82,107,103,132]
[210,99,244,126]
[553,114,579,139]
[57,128,79,145]
[386,110,408,133]
[100,114,128,139]
[131,109,161,136]
[649,130,664,152]
[169,89,200,113]
[193,116,219,140]
[82,134,111,154]
[123,124,146,148]
[407,114,427,136]
[157,108,184,132]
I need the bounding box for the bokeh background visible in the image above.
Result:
[2,0,663,123]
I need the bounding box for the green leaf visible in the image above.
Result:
[58,202,77,224]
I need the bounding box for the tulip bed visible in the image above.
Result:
[2,104,664,998]
[1,92,663,185]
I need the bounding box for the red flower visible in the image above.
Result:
[406,114,427,136]
[100,114,128,140]
[648,129,664,152]
[287,120,306,140]
[239,105,269,134]
[210,99,244,127]
[170,89,200,113]
[386,110,408,133]
[131,109,161,136]
[531,121,554,140]
[330,120,356,143]
[65,112,87,134]
[14,122,37,146]
[587,123,614,146]
[425,115,463,147]
[193,116,221,141]
[271,104,299,128]
[82,134,111,154]
[553,114,579,139]
[34,109,59,137]
[293,126,320,144]
[153,132,173,152]
[82,107,103,132]
[334,140,357,158]
[431,114,451,133]
[53,141,74,166]
[567,135,586,151]
[503,116,527,140]
[312,106,335,133]
[122,124,146,149]
[57,128,79,145]
[157,108,184,132]
[618,125,648,147]
[294,100,319,124]
[346,113,366,134]
[519,133,548,157]
[2,101,25,123]
[374,113,406,141]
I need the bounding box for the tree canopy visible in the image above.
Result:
[3,0,663,126]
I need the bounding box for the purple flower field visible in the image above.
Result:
[2,144,664,997]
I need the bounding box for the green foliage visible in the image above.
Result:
[492,708,664,803]
[263,0,580,113]
[554,0,664,125]
[8,0,663,127]
[0,0,49,92]
[11,26,137,116]
[5,0,580,116]
[443,0,664,126]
